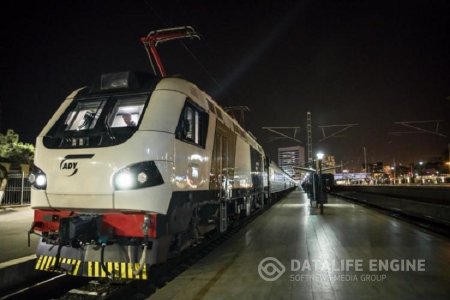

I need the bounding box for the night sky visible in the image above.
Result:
[1,0,449,170]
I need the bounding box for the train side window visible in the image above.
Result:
[176,100,208,148]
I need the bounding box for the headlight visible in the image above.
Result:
[113,161,163,190]
[137,172,148,184]
[35,174,47,187]
[29,165,47,190]
[114,170,134,190]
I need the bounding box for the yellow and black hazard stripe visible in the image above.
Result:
[35,256,147,280]
[87,261,148,280]
[35,256,81,276]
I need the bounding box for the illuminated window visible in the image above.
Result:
[176,100,208,147]
[45,93,151,149]
[108,96,146,128]
[64,100,106,131]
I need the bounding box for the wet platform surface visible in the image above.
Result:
[149,190,450,300]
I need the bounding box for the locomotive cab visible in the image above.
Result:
[30,71,180,279]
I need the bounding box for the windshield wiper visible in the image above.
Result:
[104,112,116,142]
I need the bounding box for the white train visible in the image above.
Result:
[29,71,296,279]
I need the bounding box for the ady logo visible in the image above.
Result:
[60,161,78,176]
[60,154,95,176]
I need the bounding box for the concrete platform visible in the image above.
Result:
[0,207,41,293]
[0,206,38,263]
[149,190,450,300]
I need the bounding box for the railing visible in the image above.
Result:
[0,171,31,206]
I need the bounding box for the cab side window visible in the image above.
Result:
[176,100,208,148]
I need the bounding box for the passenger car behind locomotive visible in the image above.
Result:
[29,70,296,279]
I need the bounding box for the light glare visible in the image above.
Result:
[35,174,47,187]
[115,171,134,189]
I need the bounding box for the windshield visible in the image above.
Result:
[44,93,149,148]
[107,96,145,128]
[64,100,106,131]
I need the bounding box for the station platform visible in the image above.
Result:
[0,206,41,293]
[150,190,450,300]
[0,206,38,263]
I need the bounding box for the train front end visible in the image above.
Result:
[29,71,176,280]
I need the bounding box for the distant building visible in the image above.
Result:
[335,172,370,184]
[370,162,384,173]
[278,146,305,180]
[321,154,336,174]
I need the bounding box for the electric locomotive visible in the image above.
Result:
[29,27,296,280]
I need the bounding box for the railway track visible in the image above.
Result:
[0,274,89,300]
[333,192,450,238]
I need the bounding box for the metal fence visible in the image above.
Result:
[0,171,31,206]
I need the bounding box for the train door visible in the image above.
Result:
[211,133,228,198]
[210,121,235,233]
[212,130,228,232]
